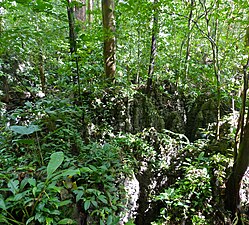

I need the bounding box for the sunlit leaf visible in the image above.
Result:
[58,218,76,224]
[10,125,40,135]
[47,151,64,179]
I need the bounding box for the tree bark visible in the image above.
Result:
[67,0,80,98]
[67,0,77,55]
[38,50,45,94]
[225,118,249,217]
[102,0,116,80]
[88,0,94,23]
[75,0,86,25]
[225,22,249,222]
[147,0,158,86]
[184,0,195,80]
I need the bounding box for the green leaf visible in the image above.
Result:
[75,190,84,202]
[58,218,76,224]
[20,177,29,191]
[51,169,80,181]
[80,167,92,173]
[0,198,6,210]
[32,187,37,197]
[124,220,136,225]
[13,191,29,201]
[91,200,98,207]
[84,200,91,211]
[12,139,35,145]
[57,200,72,207]
[16,0,32,4]
[26,216,35,224]
[47,151,64,179]
[46,217,53,225]
[107,215,113,225]
[28,178,36,187]
[98,195,108,204]
[7,179,19,195]
[0,214,9,223]
[10,125,40,135]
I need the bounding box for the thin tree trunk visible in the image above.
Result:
[102,0,116,80]
[225,23,249,221]
[225,116,249,218]
[201,0,221,140]
[136,29,141,84]
[147,0,159,93]
[75,0,86,29]
[38,50,46,94]
[88,0,94,23]
[184,0,195,80]
[67,0,77,55]
[67,0,80,97]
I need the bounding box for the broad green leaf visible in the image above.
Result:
[58,218,76,224]
[26,216,35,225]
[13,191,29,201]
[51,169,80,181]
[91,200,98,207]
[57,199,72,207]
[20,177,28,191]
[10,125,40,135]
[47,152,64,179]
[0,198,6,210]
[7,179,19,195]
[75,190,84,202]
[12,139,35,145]
[98,195,108,204]
[28,178,36,187]
[84,200,91,211]
[80,167,92,173]
[107,215,113,225]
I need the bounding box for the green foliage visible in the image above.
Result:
[0,139,127,224]
[10,125,40,135]
[0,152,78,224]
[154,140,231,224]
[1,0,248,223]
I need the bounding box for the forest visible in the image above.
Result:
[0,0,249,224]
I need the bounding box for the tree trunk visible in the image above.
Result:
[225,22,249,222]
[38,50,46,94]
[201,0,221,140]
[88,0,94,23]
[75,0,86,25]
[67,0,77,55]
[147,0,159,93]
[184,0,194,80]
[67,0,80,98]
[102,0,116,80]
[225,118,249,216]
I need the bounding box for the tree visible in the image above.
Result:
[147,0,159,93]
[74,0,86,23]
[88,0,94,23]
[102,0,116,80]
[225,22,249,222]
[67,0,80,98]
